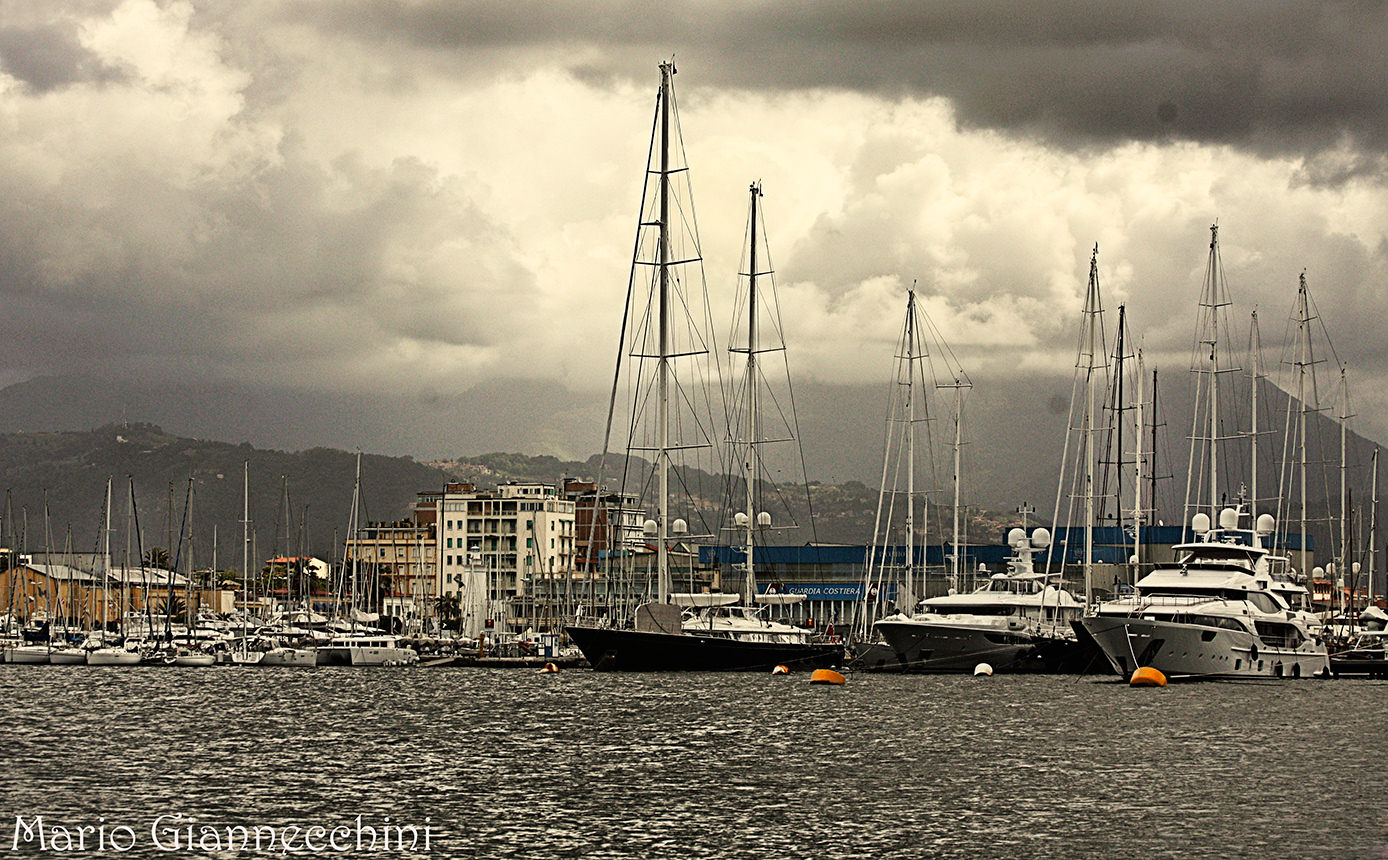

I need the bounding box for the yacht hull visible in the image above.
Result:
[5,646,52,664]
[1080,615,1329,680]
[850,639,908,672]
[564,625,843,672]
[172,654,216,667]
[86,649,141,666]
[1328,649,1388,678]
[48,649,88,665]
[261,647,317,667]
[316,646,417,667]
[873,619,1037,673]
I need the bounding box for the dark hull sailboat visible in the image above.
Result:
[565,625,843,672]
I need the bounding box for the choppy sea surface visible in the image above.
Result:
[0,666,1383,859]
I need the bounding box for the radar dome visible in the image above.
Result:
[734,511,749,526]
[1219,507,1239,530]
[672,518,688,535]
[643,519,658,536]
[1007,528,1026,547]
[1256,513,1275,536]
[757,511,772,527]
[1030,527,1052,548]
[1353,561,1362,574]
[1312,566,1325,578]
[1191,513,1211,534]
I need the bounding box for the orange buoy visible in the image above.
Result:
[809,668,846,685]
[539,662,559,673]
[1129,666,1167,687]
[771,664,790,675]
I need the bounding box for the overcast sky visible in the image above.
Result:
[3,1,1388,463]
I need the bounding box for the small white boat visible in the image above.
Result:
[87,647,141,666]
[172,654,215,667]
[5,644,52,664]
[48,648,88,665]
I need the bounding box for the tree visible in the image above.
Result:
[434,594,461,631]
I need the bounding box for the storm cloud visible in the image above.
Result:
[288,1,1388,164]
[1,0,1387,484]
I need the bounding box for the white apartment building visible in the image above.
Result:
[424,482,577,601]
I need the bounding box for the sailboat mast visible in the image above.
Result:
[1296,273,1310,577]
[1339,367,1351,609]
[1249,310,1262,517]
[742,182,760,601]
[241,461,250,644]
[1207,227,1221,522]
[951,379,963,593]
[1132,349,1145,584]
[1082,246,1101,606]
[103,478,112,639]
[656,61,673,605]
[1371,446,1380,608]
[906,290,917,600]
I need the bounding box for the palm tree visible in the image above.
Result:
[434,594,461,631]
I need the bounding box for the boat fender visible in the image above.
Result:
[1249,643,1258,662]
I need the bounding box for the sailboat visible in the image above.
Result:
[565,65,840,671]
[851,288,971,671]
[261,477,316,667]
[317,453,417,666]
[872,248,1129,674]
[1080,225,1329,680]
[87,478,141,666]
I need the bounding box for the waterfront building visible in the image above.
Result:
[343,524,435,623]
[413,481,576,630]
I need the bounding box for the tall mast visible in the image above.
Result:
[950,376,963,593]
[102,478,112,640]
[1294,272,1314,575]
[741,182,761,601]
[1131,348,1145,585]
[1371,446,1380,609]
[1149,368,1160,534]
[1249,309,1262,517]
[241,461,250,645]
[656,60,673,604]
[1207,230,1221,520]
[1081,246,1103,606]
[1339,366,1352,611]
[906,290,917,601]
[1185,223,1238,526]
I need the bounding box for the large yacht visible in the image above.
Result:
[1079,508,1329,680]
[872,527,1084,672]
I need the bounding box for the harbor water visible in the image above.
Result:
[1,667,1383,859]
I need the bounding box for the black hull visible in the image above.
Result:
[1329,654,1388,678]
[564,625,844,672]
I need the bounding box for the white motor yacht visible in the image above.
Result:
[1079,508,1329,680]
[874,528,1084,672]
[317,634,417,667]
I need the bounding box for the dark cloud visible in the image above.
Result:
[0,21,125,91]
[288,1,1388,166]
